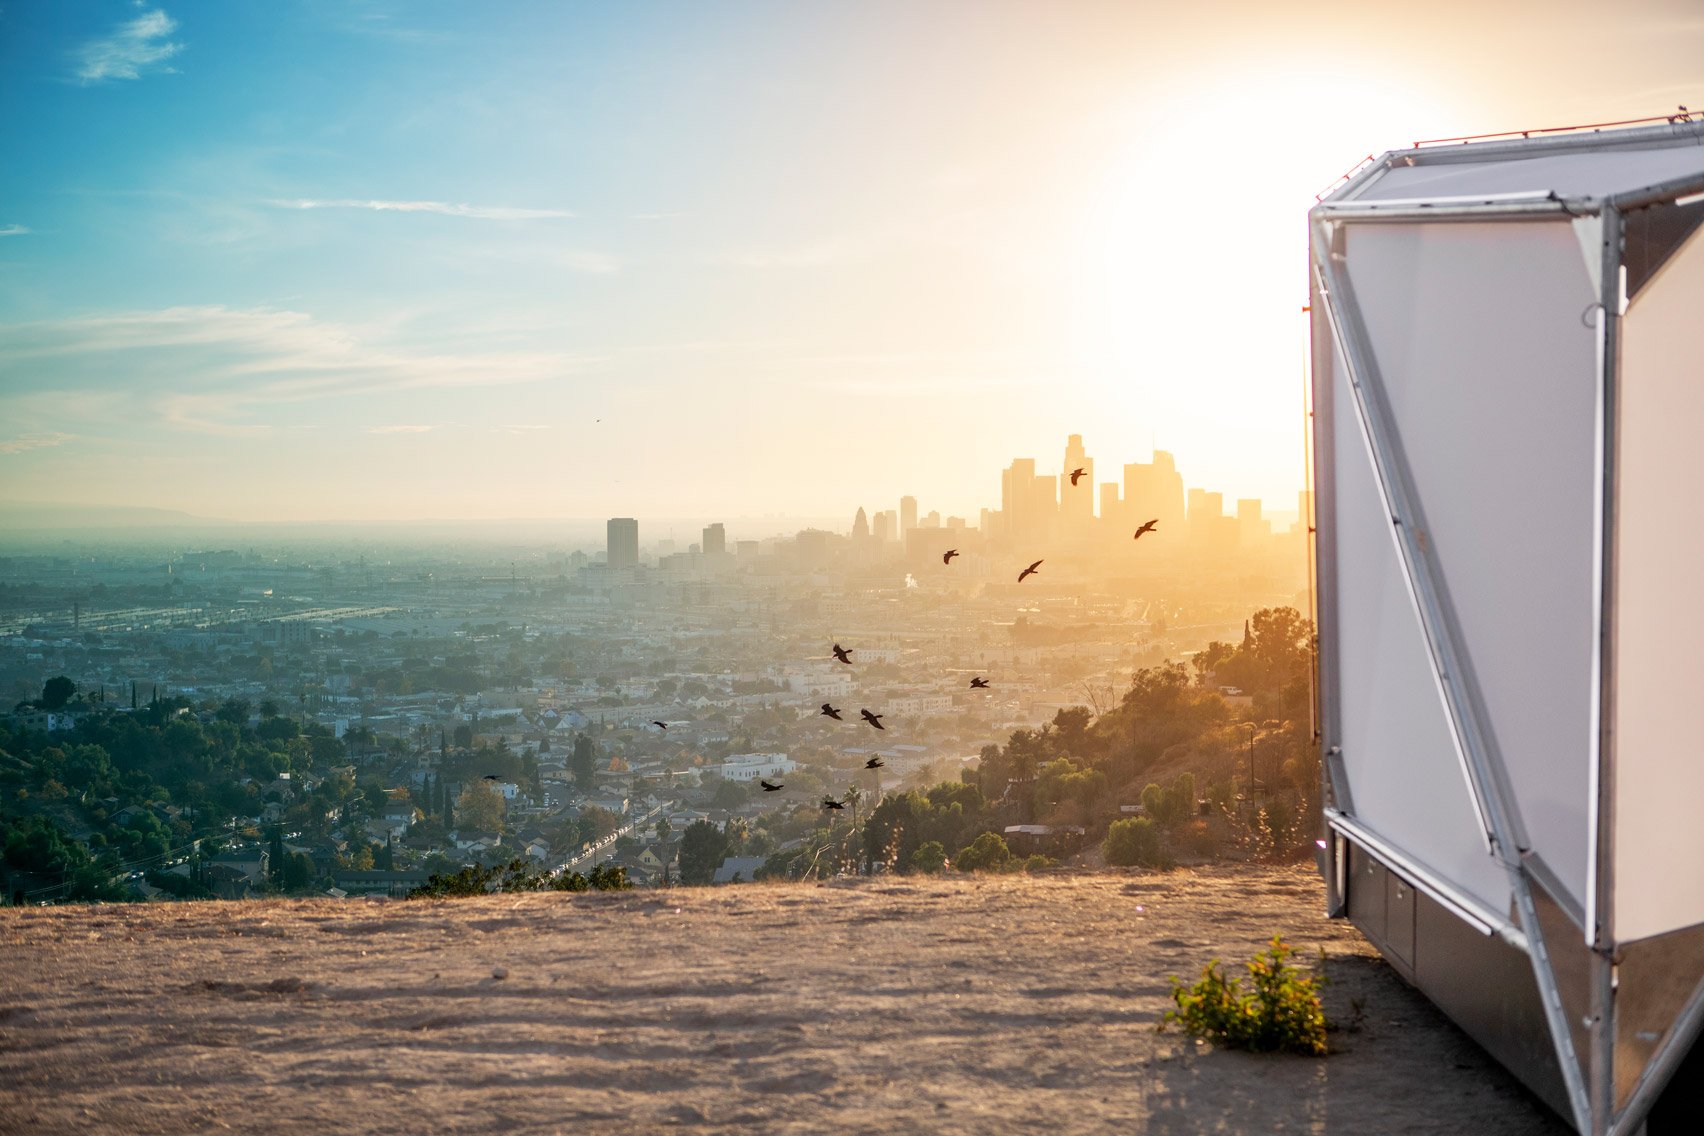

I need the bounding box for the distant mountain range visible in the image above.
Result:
[0,502,233,530]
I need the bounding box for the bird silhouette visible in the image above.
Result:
[942,548,959,565]
[1070,467,1086,486]
[652,720,668,730]
[822,798,846,810]
[1018,559,1043,583]
[831,643,853,664]
[860,709,885,730]
[1133,519,1159,540]
[865,757,884,769]
[760,780,784,792]
[969,677,990,689]
[483,774,501,781]
[820,703,843,720]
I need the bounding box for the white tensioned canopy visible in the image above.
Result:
[1310,119,1704,1136]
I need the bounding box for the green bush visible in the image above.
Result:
[909,840,948,874]
[955,831,1014,872]
[1102,817,1170,868]
[410,858,630,898]
[1159,936,1327,1055]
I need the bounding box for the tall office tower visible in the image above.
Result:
[1002,458,1037,539]
[900,496,918,536]
[607,517,639,570]
[1188,491,1223,550]
[1033,475,1060,538]
[923,509,941,528]
[879,509,899,543]
[1236,498,1269,548]
[946,515,967,529]
[1062,434,1094,525]
[980,507,998,535]
[873,511,892,545]
[1152,450,1187,536]
[852,507,870,542]
[702,522,726,557]
[1100,482,1121,527]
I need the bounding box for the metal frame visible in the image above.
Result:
[1310,119,1704,1136]
[1311,208,1593,1132]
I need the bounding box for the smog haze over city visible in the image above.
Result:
[2,4,1701,1134]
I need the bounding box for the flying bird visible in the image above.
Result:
[860,709,885,730]
[831,643,853,664]
[822,798,846,810]
[1070,467,1087,486]
[865,757,884,769]
[652,720,668,730]
[1134,519,1159,540]
[969,677,989,689]
[1018,559,1043,583]
[760,780,784,792]
[942,548,959,565]
[820,703,843,720]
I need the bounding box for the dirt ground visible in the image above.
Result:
[0,864,1569,1135]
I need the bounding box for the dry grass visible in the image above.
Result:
[0,864,1567,1135]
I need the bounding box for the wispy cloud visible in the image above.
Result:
[75,8,183,83]
[367,424,435,434]
[269,198,575,221]
[0,306,597,434]
[0,225,30,238]
[0,432,75,456]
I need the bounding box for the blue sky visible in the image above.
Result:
[2,1,1701,523]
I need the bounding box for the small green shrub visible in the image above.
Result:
[955,832,1014,872]
[909,840,948,874]
[1103,817,1171,868]
[1021,854,1056,873]
[410,858,631,898]
[1159,936,1327,1055]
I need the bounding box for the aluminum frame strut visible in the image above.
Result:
[1310,214,1594,1134]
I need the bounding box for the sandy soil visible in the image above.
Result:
[0,865,1569,1135]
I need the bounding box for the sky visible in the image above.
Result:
[2,0,1701,525]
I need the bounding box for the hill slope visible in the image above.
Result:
[0,866,1565,1135]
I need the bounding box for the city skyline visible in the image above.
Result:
[3,4,1698,522]
[597,433,1308,564]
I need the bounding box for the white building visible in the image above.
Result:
[718,753,797,782]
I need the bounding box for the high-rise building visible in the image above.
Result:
[1001,458,1036,538]
[607,517,638,570]
[1062,434,1094,525]
[900,496,918,537]
[1236,499,1269,548]
[702,522,726,557]
[852,507,870,542]
[923,509,940,529]
[879,509,899,542]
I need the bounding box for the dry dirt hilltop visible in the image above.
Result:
[0,864,1567,1135]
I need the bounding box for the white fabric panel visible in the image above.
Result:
[1614,226,1704,944]
[1345,222,1599,910]
[1330,344,1512,916]
[1353,147,1704,202]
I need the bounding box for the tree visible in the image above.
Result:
[456,781,506,833]
[571,734,597,790]
[711,777,748,811]
[1103,817,1170,868]
[956,832,1014,872]
[678,820,729,885]
[39,676,77,710]
[910,841,948,874]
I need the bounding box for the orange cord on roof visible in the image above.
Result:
[1413,107,1697,148]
